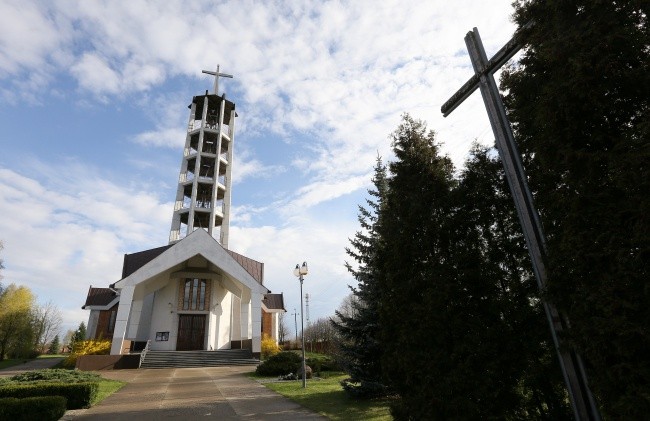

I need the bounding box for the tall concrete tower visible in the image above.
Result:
[169,67,236,247]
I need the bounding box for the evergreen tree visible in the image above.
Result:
[502,1,649,417]
[453,145,571,419]
[70,322,87,349]
[377,118,570,419]
[377,115,458,419]
[48,335,60,355]
[332,156,389,397]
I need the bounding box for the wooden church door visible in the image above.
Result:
[176,314,206,351]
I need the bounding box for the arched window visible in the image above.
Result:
[182,278,207,310]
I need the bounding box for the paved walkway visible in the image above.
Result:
[61,366,328,420]
[0,357,64,377]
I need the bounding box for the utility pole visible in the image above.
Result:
[305,293,312,352]
[291,308,299,344]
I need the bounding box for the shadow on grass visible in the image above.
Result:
[264,374,392,421]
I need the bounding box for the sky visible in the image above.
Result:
[0,0,517,337]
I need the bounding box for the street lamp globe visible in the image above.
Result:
[294,261,308,277]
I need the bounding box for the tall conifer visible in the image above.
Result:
[333,156,388,397]
[377,115,457,419]
[502,1,649,416]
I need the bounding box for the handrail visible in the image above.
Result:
[139,340,151,368]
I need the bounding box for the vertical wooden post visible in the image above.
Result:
[443,26,601,420]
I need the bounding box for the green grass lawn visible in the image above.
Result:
[0,359,25,370]
[93,378,126,405]
[36,354,67,359]
[263,373,392,420]
[0,354,66,370]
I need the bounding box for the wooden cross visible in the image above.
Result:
[442,27,600,421]
[202,65,233,95]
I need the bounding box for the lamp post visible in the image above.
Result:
[294,261,308,388]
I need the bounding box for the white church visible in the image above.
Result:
[82,69,285,360]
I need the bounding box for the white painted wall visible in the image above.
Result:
[207,279,218,349]
[110,285,134,355]
[147,279,179,351]
[216,290,232,349]
[136,292,155,340]
[86,310,99,339]
[231,295,241,342]
[241,289,251,340]
[126,298,143,339]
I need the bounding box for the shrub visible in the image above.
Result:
[9,368,102,383]
[0,382,99,409]
[261,333,281,360]
[306,355,340,373]
[340,378,388,398]
[0,396,67,421]
[63,339,111,368]
[255,351,301,376]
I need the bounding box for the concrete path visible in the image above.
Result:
[0,357,64,377]
[61,366,328,420]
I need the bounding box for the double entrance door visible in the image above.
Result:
[176,314,206,351]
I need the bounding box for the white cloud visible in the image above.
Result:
[0,1,64,73]
[291,175,369,210]
[0,0,518,325]
[0,163,171,333]
[229,217,356,325]
[71,53,121,95]
[133,127,186,148]
[233,150,286,184]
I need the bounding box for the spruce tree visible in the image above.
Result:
[377,115,457,419]
[377,119,570,419]
[332,156,388,397]
[70,321,87,349]
[502,1,649,417]
[453,145,571,419]
[48,335,60,355]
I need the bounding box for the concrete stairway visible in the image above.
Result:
[140,349,260,369]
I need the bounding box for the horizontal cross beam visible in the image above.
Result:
[202,65,233,95]
[441,23,531,117]
[441,24,601,421]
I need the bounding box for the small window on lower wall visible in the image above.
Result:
[156,332,169,341]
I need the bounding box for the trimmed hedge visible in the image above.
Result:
[0,381,98,409]
[255,351,302,376]
[8,368,101,383]
[0,396,67,421]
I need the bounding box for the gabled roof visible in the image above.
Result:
[262,293,286,311]
[226,249,264,284]
[118,240,263,284]
[122,245,172,279]
[112,229,268,296]
[82,287,119,309]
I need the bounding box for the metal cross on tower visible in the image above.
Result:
[441,26,600,421]
[202,65,233,95]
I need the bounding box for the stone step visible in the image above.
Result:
[140,349,259,369]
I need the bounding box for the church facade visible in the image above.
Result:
[82,69,284,358]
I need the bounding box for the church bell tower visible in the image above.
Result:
[169,66,236,248]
